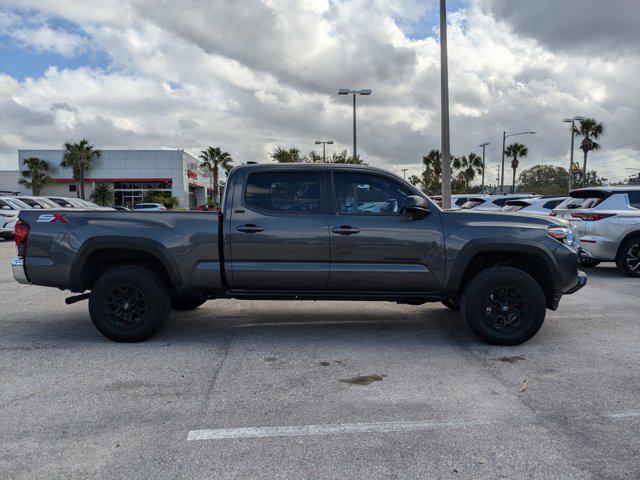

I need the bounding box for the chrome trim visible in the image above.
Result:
[11,257,30,284]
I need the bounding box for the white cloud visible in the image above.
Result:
[0,0,638,183]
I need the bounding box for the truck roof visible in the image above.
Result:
[233,162,399,176]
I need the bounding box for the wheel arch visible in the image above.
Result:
[69,237,182,291]
[614,230,640,261]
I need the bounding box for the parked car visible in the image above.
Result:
[132,203,167,211]
[113,206,131,211]
[502,196,568,215]
[12,164,586,345]
[429,194,474,209]
[0,196,32,239]
[46,196,113,210]
[16,196,62,209]
[460,194,537,211]
[46,197,81,208]
[551,186,640,276]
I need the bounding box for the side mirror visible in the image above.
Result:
[400,195,431,218]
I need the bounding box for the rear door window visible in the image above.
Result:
[245,171,319,213]
[542,199,564,210]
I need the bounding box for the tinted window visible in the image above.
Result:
[461,199,485,209]
[50,198,74,208]
[0,199,11,210]
[628,192,640,209]
[245,171,319,213]
[333,172,412,215]
[542,199,564,210]
[492,198,509,207]
[454,197,468,206]
[18,198,43,208]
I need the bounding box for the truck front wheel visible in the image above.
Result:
[461,267,546,345]
[89,265,171,342]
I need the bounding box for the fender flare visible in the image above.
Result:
[69,236,182,290]
[443,238,561,296]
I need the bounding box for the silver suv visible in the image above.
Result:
[551,186,640,277]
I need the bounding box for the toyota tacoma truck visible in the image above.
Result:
[11,164,586,345]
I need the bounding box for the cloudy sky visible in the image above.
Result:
[0,0,639,184]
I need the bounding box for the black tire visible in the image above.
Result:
[171,296,207,310]
[579,257,601,268]
[616,236,640,278]
[89,265,171,342]
[441,299,460,311]
[461,266,546,346]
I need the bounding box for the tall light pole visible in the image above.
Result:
[439,0,452,209]
[501,130,536,192]
[563,116,585,192]
[402,168,408,179]
[337,88,371,158]
[314,140,333,162]
[479,142,490,191]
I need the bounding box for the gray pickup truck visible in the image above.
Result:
[12,163,586,345]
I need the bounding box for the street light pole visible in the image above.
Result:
[563,116,585,193]
[439,0,452,209]
[338,89,371,159]
[314,140,333,162]
[479,142,489,191]
[500,130,537,193]
[402,168,408,179]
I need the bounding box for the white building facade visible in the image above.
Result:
[17,149,212,208]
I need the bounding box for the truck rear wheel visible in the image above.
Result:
[89,265,171,342]
[461,267,546,345]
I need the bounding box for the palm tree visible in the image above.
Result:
[574,118,604,187]
[270,147,304,163]
[199,146,233,203]
[90,183,115,206]
[19,157,54,195]
[504,143,528,193]
[60,139,101,199]
[453,152,483,185]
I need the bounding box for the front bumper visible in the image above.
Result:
[565,270,587,295]
[11,257,30,284]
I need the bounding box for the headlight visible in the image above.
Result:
[547,226,577,247]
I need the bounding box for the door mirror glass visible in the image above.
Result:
[400,195,431,218]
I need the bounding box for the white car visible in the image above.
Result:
[16,196,61,209]
[0,197,33,240]
[501,196,568,215]
[551,186,640,276]
[46,197,113,210]
[132,203,167,211]
[460,194,537,211]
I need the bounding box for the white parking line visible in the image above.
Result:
[606,410,640,419]
[187,419,487,441]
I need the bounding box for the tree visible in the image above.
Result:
[199,146,233,203]
[329,149,364,164]
[270,147,304,163]
[415,149,443,195]
[574,118,604,187]
[452,152,483,193]
[504,143,528,193]
[517,164,606,195]
[61,139,101,199]
[90,183,115,206]
[19,157,54,195]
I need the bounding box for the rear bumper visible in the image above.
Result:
[12,257,30,284]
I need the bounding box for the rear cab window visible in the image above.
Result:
[244,171,319,213]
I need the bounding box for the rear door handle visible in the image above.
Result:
[236,224,264,233]
[332,225,360,235]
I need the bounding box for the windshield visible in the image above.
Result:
[49,198,77,208]
[460,198,485,209]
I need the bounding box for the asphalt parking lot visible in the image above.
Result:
[1,238,639,479]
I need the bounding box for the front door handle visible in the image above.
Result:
[237,224,264,233]
[332,225,360,235]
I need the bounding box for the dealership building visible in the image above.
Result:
[14,149,213,208]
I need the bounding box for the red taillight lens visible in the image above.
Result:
[14,220,29,256]
[570,212,616,221]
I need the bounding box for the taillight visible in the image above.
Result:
[570,212,616,221]
[14,220,29,257]
[549,211,557,216]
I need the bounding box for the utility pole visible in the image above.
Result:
[439,0,452,209]
[402,168,408,179]
[338,89,371,158]
[479,142,489,191]
[314,140,333,162]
